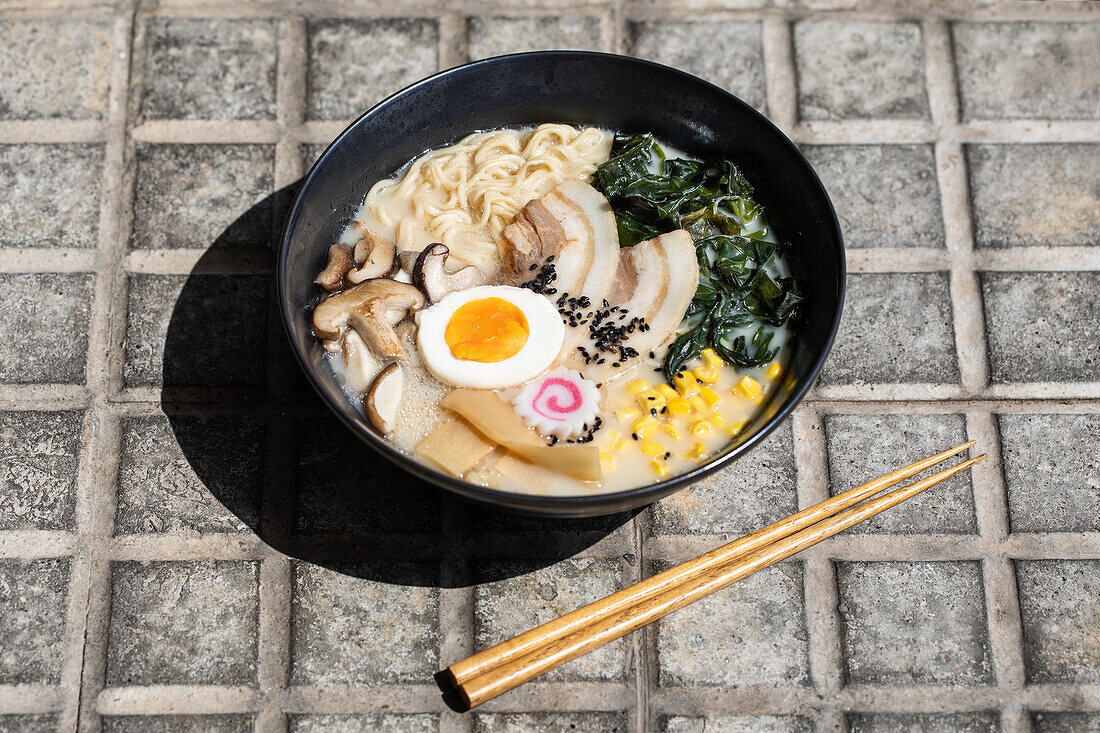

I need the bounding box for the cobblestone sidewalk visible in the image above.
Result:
[0,1,1098,732]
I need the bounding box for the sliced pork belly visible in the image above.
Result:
[563,229,699,383]
[502,181,620,311]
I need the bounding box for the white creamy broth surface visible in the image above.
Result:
[317,124,798,496]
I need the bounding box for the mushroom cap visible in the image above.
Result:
[365,362,403,435]
[315,243,355,291]
[311,277,425,341]
[413,243,487,303]
[347,232,398,284]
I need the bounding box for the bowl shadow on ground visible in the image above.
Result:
[159,184,639,588]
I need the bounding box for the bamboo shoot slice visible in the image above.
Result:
[440,389,601,481]
[415,417,494,477]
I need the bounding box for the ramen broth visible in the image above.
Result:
[317,124,798,495]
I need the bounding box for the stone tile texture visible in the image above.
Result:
[967,144,1099,249]
[628,21,766,111]
[818,272,958,386]
[106,560,259,685]
[836,561,993,685]
[1016,560,1100,684]
[469,16,603,60]
[801,145,943,249]
[0,3,1097,729]
[657,563,809,688]
[0,20,112,119]
[953,22,1100,121]
[0,144,103,248]
[825,413,976,534]
[0,558,68,684]
[290,562,439,684]
[981,271,1099,383]
[137,18,277,121]
[794,20,929,120]
[307,19,438,121]
[0,273,93,384]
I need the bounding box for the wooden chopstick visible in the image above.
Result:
[448,440,975,689]
[446,445,984,708]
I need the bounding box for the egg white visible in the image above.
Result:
[416,285,565,389]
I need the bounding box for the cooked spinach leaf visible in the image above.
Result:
[594,132,802,383]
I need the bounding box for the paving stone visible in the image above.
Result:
[290,561,439,684]
[475,558,628,682]
[123,273,269,389]
[818,273,958,386]
[307,19,438,121]
[1016,559,1100,684]
[474,712,629,733]
[793,20,929,120]
[981,271,1100,384]
[656,563,809,687]
[0,715,57,733]
[0,20,112,119]
[116,414,262,535]
[953,23,1100,121]
[651,422,796,536]
[106,560,259,685]
[836,561,993,685]
[801,145,943,249]
[662,717,812,733]
[824,413,976,534]
[103,716,254,733]
[999,413,1100,533]
[469,16,603,60]
[138,18,276,121]
[627,21,765,111]
[0,410,82,531]
[295,416,440,535]
[0,144,102,248]
[0,558,68,684]
[1033,712,1100,733]
[967,144,1099,249]
[131,143,274,250]
[0,273,93,384]
[290,715,438,733]
[848,713,999,733]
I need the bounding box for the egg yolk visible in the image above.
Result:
[444,297,530,363]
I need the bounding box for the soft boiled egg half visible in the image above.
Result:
[416,285,565,388]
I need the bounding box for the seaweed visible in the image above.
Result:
[594,132,803,383]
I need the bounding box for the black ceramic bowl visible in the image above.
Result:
[279,51,844,517]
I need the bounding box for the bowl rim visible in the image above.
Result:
[277,49,846,514]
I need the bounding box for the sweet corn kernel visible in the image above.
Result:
[734,376,762,401]
[602,429,625,452]
[688,394,708,413]
[636,389,667,412]
[650,458,668,477]
[614,408,642,422]
[657,383,679,401]
[626,379,651,396]
[690,419,712,436]
[666,398,692,417]
[674,371,700,396]
[661,423,682,441]
[699,384,720,407]
[700,348,725,368]
[726,420,748,437]
[766,362,783,381]
[693,366,721,383]
[686,442,708,460]
[640,440,664,456]
[599,452,617,472]
[632,415,659,439]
